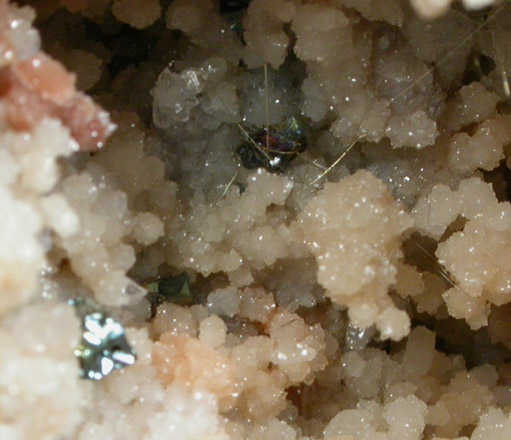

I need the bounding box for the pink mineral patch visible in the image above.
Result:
[0,52,115,151]
[12,53,76,104]
[0,0,12,63]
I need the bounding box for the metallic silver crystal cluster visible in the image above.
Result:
[69,297,136,380]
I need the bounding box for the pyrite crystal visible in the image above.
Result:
[69,297,136,380]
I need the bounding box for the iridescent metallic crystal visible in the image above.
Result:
[236,116,309,173]
[144,272,192,317]
[69,297,136,380]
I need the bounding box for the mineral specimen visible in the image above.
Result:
[4,0,511,439]
[0,52,116,151]
[69,297,136,380]
[145,272,193,317]
[236,115,308,172]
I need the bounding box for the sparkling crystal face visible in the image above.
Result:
[236,116,309,173]
[70,298,136,380]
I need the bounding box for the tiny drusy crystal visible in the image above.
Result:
[69,297,136,380]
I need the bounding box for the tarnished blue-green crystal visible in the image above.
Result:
[236,115,310,173]
[69,297,136,380]
[144,272,193,317]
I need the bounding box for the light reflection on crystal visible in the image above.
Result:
[69,297,136,380]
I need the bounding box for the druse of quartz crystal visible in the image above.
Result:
[0,52,115,151]
[294,170,413,339]
[4,0,511,439]
[152,332,237,410]
[413,177,511,329]
[410,0,498,18]
[70,297,136,380]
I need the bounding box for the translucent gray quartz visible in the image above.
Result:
[345,323,376,352]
